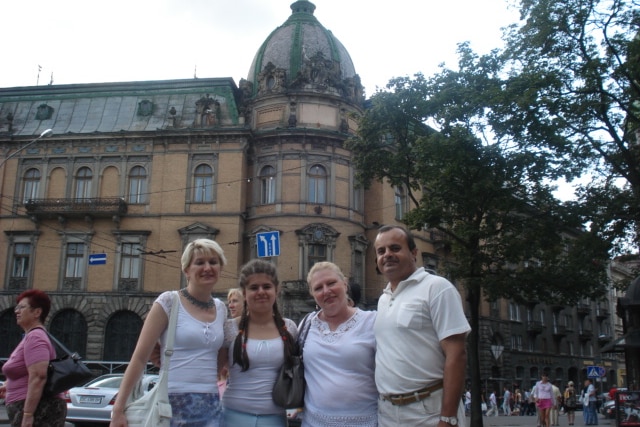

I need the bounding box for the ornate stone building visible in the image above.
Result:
[0,0,625,390]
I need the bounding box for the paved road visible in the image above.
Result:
[0,404,613,427]
[479,412,613,427]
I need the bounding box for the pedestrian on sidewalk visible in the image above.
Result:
[487,390,499,416]
[502,386,512,416]
[533,373,554,427]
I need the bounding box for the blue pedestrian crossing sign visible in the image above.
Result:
[256,231,280,257]
[587,366,605,378]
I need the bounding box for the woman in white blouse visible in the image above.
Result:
[221,259,298,426]
[301,262,378,427]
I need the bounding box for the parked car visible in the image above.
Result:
[602,399,617,419]
[65,373,159,427]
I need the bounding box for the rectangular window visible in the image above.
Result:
[128,178,147,203]
[23,180,39,204]
[194,176,213,202]
[353,249,363,286]
[120,242,142,279]
[308,244,327,270]
[12,243,31,277]
[509,302,521,321]
[65,243,85,278]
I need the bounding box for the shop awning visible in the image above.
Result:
[600,330,640,353]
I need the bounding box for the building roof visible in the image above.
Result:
[0,78,242,138]
[247,0,357,88]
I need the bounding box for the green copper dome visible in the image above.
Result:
[247,0,357,87]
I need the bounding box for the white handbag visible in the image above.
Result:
[124,292,179,427]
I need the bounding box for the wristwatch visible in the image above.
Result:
[440,416,458,425]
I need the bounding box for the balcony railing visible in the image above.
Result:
[576,303,591,315]
[596,306,610,319]
[25,198,128,220]
[552,325,567,337]
[526,320,544,334]
[578,329,593,340]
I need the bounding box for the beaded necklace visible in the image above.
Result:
[180,287,215,310]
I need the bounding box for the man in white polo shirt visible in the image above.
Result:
[374,225,471,427]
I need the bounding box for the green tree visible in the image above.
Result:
[496,0,640,252]
[347,72,611,426]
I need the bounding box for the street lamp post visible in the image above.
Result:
[0,129,53,209]
[0,129,53,169]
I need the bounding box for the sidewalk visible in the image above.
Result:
[481,412,613,427]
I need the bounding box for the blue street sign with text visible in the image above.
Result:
[256,231,280,257]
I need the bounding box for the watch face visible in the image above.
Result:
[441,416,458,425]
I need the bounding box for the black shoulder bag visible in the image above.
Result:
[42,331,93,395]
[272,312,314,409]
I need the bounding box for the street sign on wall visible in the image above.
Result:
[88,253,107,265]
[256,231,280,257]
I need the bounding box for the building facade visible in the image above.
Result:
[0,0,624,390]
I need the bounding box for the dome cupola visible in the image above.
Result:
[242,0,363,105]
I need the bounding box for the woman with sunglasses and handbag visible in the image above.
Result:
[110,239,228,427]
[0,290,67,427]
[221,259,298,426]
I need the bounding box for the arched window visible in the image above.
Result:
[0,309,20,358]
[128,166,148,204]
[193,164,213,203]
[75,167,93,199]
[260,165,276,204]
[104,311,143,361]
[22,168,41,203]
[50,309,88,358]
[308,164,326,204]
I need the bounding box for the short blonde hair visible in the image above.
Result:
[306,262,346,287]
[227,288,243,301]
[181,239,227,271]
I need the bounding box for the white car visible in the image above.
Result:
[65,374,158,427]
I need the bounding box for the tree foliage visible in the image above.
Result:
[346,1,640,424]
[498,0,640,251]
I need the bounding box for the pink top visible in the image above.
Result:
[1,328,56,403]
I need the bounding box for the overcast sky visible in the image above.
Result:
[1,0,519,95]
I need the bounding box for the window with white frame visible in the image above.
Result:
[193,164,214,203]
[308,164,327,204]
[65,242,85,278]
[22,168,40,203]
[75,167,93,199]
[128,166,148,204]
[119,242,143,290]
[260,165,276,204]
[12,242,31,278]
[511,334,523,351]
[62,239,87,291]
[395,186,406,219]
[510,302,521,321]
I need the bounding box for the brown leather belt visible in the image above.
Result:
[380,381,444,406]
